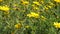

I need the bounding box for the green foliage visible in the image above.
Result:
[0,0,60,34]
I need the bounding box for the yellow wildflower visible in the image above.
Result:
[53,22,60,28]
[27,12,39,18]
[33,1,40,5]
[21,0,29,5]
[15,23,22,29]
[44,6,49,10]
[0,0,3,2]
[44,5,52,10]
[32,5,39,10]
[0,5,10,11]
[54,0,60,3]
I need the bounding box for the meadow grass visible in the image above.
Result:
[0,0,60,34]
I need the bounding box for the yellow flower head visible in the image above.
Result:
[53,22,60,28]
[44,6,49,10]
[0,5,10,11]
[54,0,60,3]
[33,1,40,5]
[15,23,22,29]
[21,0,29,5]
[27,12,39,18]
[0,0,3,2]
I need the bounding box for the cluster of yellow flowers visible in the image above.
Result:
[0,5,10,11]
[33,1,40,6]
[27,12,39,18]
[32,1,40,10]
[53,22,60,28]
[44,5,52,10]
[54,0,60,3]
